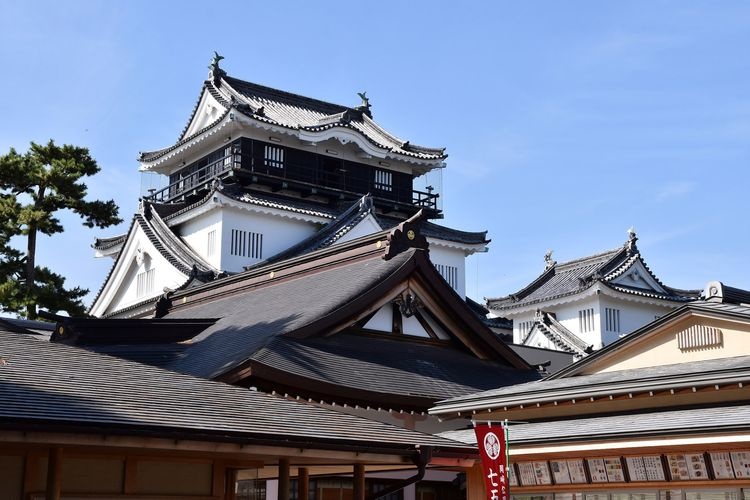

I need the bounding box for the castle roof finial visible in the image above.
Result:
[544,249,556,270]
[356,91,372,118]
[627,226,638,254]
[208,51,226,84]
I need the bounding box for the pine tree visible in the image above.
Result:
[0,140,122,319]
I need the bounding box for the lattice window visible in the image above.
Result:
[374,168,393,192]
[578,308,595,333]
[605,307,621,333]
[136,268,155,298]
[230,229,263,260]
[434,263,458,290]
[264,145,284,169]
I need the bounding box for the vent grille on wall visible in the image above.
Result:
[677,325,723,351]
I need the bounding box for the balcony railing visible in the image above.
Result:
[145,152,439,212]
[147,153,240,203]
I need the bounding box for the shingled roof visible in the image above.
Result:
[81,220,535,410]
[140,60,446,165]
[0,331,470,452]
[488,231,699,312]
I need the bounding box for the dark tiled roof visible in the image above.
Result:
[140,203,216,276]
[431,354,750,415]
[246,195,376,269]
[0,331,468,451]
[526,311,589,356]
[250,333,539,403]
[163,250,420,379]
[440,403,750,446]
[141,73,446,163]
[488,236,697,311]
[507,345,575,375]
[377,215,489,246]
[89,203,218,315]
[0,318,55,337]
[92,233,127,251]
[156,183,340,224]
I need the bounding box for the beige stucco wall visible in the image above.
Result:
[582,315,750,374]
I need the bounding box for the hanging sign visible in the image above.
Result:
[474,422,509,500]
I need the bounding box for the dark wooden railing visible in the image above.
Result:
[146,152,439,211]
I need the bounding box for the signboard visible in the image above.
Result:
[731,451,750,478]
[643,455,666,481]
[684,453,708,480]
[507,464,518,487]
[604,457,626,482]
[709,451,735,479]
[517,462,537,486]
[567,459,588,484]
[474,423,509,500]
[667,454,691,480]
[625,456,649,482]
[550,460,572,484]
[587,458,609,483]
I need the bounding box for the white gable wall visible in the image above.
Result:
[335,214,382,244]
[428,244,467,298]
[598,294,677,345]
[180,208,223,269]
[97,225,190,317]
[220,207,318,271]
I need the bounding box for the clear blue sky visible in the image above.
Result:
[1,1,748,308]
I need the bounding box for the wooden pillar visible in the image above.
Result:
[353,463,365,500]
[297,467,309,500]
[466,463,486,500]
[225,468,238,500]
[45,447,62,500]
[278,458,291,500]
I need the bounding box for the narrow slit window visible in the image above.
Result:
[374,168,393,192]
[264,145,284,169]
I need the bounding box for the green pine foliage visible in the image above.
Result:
[0,140,122,319]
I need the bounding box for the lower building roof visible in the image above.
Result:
[0,331,469,453]
[439,403,750,446]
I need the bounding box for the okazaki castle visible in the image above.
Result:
[90,53,489,319]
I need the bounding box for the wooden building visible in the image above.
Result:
[433,281,750,500]
[0,326,477,500]
[56,213,540,497]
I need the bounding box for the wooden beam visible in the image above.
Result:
[278,458,291,500]
[353,463,365,500]
[298,467,309,500]
[45,447,62,500]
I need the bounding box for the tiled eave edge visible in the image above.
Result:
[490,282,690,317]
[429,367,750,417]
[140,109,445,175]
[164,189,334,228]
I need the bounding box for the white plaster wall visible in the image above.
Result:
[220,207,318,272]
[554,296,601,348]
[364,305,393,332]
[428,243,467,297]
[106,230,188,315]
[335,214,382,244]
[179,208,223,269]
[598,295,677,345]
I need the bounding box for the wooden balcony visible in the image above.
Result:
[145,149,440,215]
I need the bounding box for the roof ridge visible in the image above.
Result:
[223,75,351,115]
[555,246,624,270]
